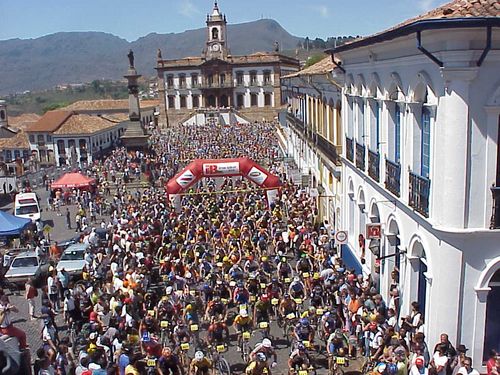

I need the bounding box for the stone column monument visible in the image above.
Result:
[120,50,150,150]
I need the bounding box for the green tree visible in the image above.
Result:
[303,54,326,68]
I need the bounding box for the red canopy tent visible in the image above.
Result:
[51,172,96,189]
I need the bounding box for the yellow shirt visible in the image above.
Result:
[125,365,140,375]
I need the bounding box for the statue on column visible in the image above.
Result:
[127,49,135,68]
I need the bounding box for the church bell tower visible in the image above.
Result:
[204,1,228,60]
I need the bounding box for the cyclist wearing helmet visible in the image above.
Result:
[294,318,315,343]
[288,276,305,299]
[172,319,191,346]
[288,343,312,374]
[253,294,271,325]
[158,347,182,375]
[250,338,278,366]
[207,317,230,346]
[233,309,254,348]
[279,294,297,319]
[277,257,293,280]
[189,351,214,375]
[245,352,272,375]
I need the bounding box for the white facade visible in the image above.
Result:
[335,26,500,370]
[164,66,277,110]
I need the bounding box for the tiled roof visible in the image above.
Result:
[334,0,499,52]
[53,114,119,136]
[157,52,299,69]
[8,113,41,130]
[26,110,72,133]
[282,56,334,78]
[397,0,499,25]
[0,129,29,149]
[62,99,159,111]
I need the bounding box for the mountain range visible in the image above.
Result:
[0,19,303,95]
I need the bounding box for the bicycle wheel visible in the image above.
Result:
[217,357,231,375]
[241,341,249,363]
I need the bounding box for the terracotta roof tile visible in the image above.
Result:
[53,114,118,136]
[336,0,499,51]
[283,56,335,78]
[393,0,499,27]
[8,113,41,130]
[62,99,159,111]
[26,110,72,133]
[157,53,299,69]
[0,129,30,149]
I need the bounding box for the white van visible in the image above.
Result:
[14,192,41,222]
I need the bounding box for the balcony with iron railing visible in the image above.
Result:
[368,149,380,182]
[346,137,354,162]
[490,185,500,229]
[385,159,401,197]
[355,142,366,171]
[409,171,431,217]
[317,135,341,166]
[286,112,305,133]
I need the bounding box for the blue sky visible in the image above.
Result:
[0,0,450,41]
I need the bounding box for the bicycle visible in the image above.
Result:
[240,330,252,363]
[328,355,349,375]
[209,343,231,375]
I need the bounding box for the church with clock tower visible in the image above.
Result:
[155,1,299,125]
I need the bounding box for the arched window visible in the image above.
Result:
[212,27,219,40]
[264,93,272,106]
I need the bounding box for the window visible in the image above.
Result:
[193,95,200,108]
[347,98,354,138]
[250,71,257,86]
[251,93,258,107]
[191,74,198,87]
[47,135,52,142]
[237,94,244,108]
[167,75,174,88]
[6,150,12,161]
[263,71,271,85]
[179,74,186,88]
[370,101,380,151]
[395,104,401,163]
[57,140,66,155]
[0,110,5,120]
[264,93,272,106]
[14,150,20,159]
[421,107,431,178]
[37,134,45,145]
[29,134,34,143]
[220,74,226,87]
[236,72,244,86]
[208,75,214,87]
[180,96,187,108]
[168,96,175,108]
[22,150,29,161]
[212,27,219,40]
[357,99,365,144]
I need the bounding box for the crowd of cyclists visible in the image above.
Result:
[0,121,492,375]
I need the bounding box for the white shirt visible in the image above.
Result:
[457,368,480,375]
[433,352,448,375]
[410,366,429,375]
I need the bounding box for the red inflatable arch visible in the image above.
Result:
[166,157,281,207]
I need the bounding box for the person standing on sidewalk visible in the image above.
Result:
[0,292,28,349]
[25,279,38,320]
[66,207,72,229]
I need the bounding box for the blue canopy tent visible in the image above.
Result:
[0,210,32,236]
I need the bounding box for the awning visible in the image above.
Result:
[340,244,363,275]
[0,210,32,236]
[51,172,96,189]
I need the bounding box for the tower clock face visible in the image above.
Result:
[212,43,220,52]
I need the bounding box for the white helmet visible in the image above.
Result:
[195,351,204,360]
[262,338,272,348]
[166,286,173,295]
[240,309,248,318]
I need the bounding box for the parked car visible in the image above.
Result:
[56,243,89,278]
[4,251,42,285]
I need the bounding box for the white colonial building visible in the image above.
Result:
[281,0,499,368]
[328,0,499,369]
[155,1,299,124]
[280,57,343,228]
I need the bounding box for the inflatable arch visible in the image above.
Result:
[166,157,281,208]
